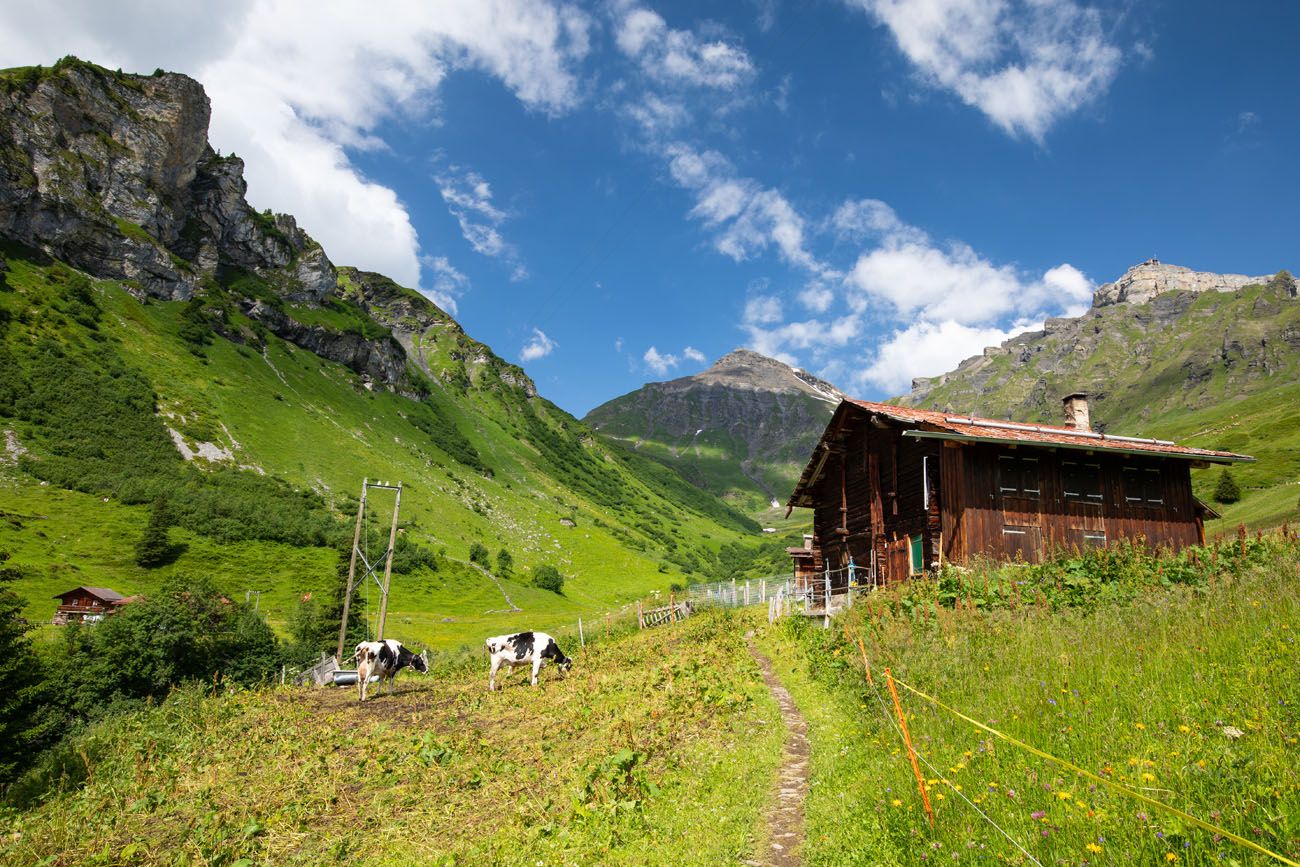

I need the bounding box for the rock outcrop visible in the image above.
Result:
[0,57,334,302]
[1093,259,1294,307]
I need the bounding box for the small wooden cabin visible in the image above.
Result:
[787,395,1253,590]
[52,586,128,624]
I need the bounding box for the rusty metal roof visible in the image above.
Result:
[787,398,1254,508]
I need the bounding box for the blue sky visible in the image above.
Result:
[3,0,1298,416]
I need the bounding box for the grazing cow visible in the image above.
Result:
[485,631,571,691]
[354,638,428,701]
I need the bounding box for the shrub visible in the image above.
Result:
[468,542,489,567]
[533,564,564,595]
[495,548,513,577]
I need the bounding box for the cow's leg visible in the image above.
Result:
[531,657,542,686]
[360,669,368,702]
[489,656,502,691]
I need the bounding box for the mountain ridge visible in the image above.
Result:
[584,348,844,512]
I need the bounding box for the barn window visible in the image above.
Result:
[1122,466,1164,505]
[998,454,1040,498]
[1062,461,1103,502]
[1071,528,1107,549]
[908,534,923,575]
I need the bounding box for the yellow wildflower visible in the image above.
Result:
[1166,853,1179,862]
[1142,773,1156,782]
[1086,843,1103,854]
[1136,723,1147,730]
[1056,791,1072,800]
[891,798,903,807]
[1178,725,1191,733]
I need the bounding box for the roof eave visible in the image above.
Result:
[901,430,1254,464]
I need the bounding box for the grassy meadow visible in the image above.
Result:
[761,534,1300,864]
[0,610,786,866]
[0,244,783,654]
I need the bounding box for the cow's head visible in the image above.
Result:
[557,655,573,676]
[411,649,429,674]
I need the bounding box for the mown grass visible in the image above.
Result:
[761,539,1300,865]
[1,610,785,866]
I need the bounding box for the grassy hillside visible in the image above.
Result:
[762,536,1300,864]
[0,610,785,866]
[904,280,1300,532]
[0,243,766,652]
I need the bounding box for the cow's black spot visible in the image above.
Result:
[512,631,535,660]
[378,642,396,668]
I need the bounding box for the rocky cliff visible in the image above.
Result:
[0,57,333,302]
[0,57,536,399]
[584,349,843,511]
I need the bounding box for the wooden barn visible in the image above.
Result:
[52,586,130,624]
[787,394,1253,590]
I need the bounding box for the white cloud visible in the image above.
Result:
[665,144,825,273]
[436,165,528,278]
[643,346,679,376]
[614,3,755,90]
[421,255,469,314]
[520,327,557,362]
[857,319,1034,393]
[846,0,1121,140]
[0,0,591,290]
[844,201,1091,324]
[642,345,708,375]
[744,295,784,326]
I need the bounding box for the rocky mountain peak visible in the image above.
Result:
[694,348,844,403]
[1093,259,1295,308]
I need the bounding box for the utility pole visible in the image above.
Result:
[335,479,403,660]
[375,481,402,641]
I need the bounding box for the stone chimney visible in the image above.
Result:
[803,533,814,550]
[1062,393,1090,432]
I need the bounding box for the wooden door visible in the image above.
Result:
[999,454,1043,562]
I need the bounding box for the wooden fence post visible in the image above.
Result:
[886,668,934,826]
[578,618,585,648]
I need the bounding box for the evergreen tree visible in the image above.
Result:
[134,494,176,568]
[495,548,513,577]
[1213,468,1241,504]
[468,542,489,567]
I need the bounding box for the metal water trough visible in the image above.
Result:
[331,670,380,687]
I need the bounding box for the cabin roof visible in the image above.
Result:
[788,398,1254,507]
[53,586,125,603]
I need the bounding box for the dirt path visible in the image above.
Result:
[746,632,810,867]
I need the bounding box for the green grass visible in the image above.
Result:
[760,540,1300,864]
[0,244,769,653]
[0,610,786,866]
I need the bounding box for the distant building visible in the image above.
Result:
[52,586,134,624]
[787,395,1252,591]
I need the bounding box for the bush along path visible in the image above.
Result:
[747,630,811,867]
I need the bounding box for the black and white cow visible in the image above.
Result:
[484,631,571,691]
[354,639,428,701]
